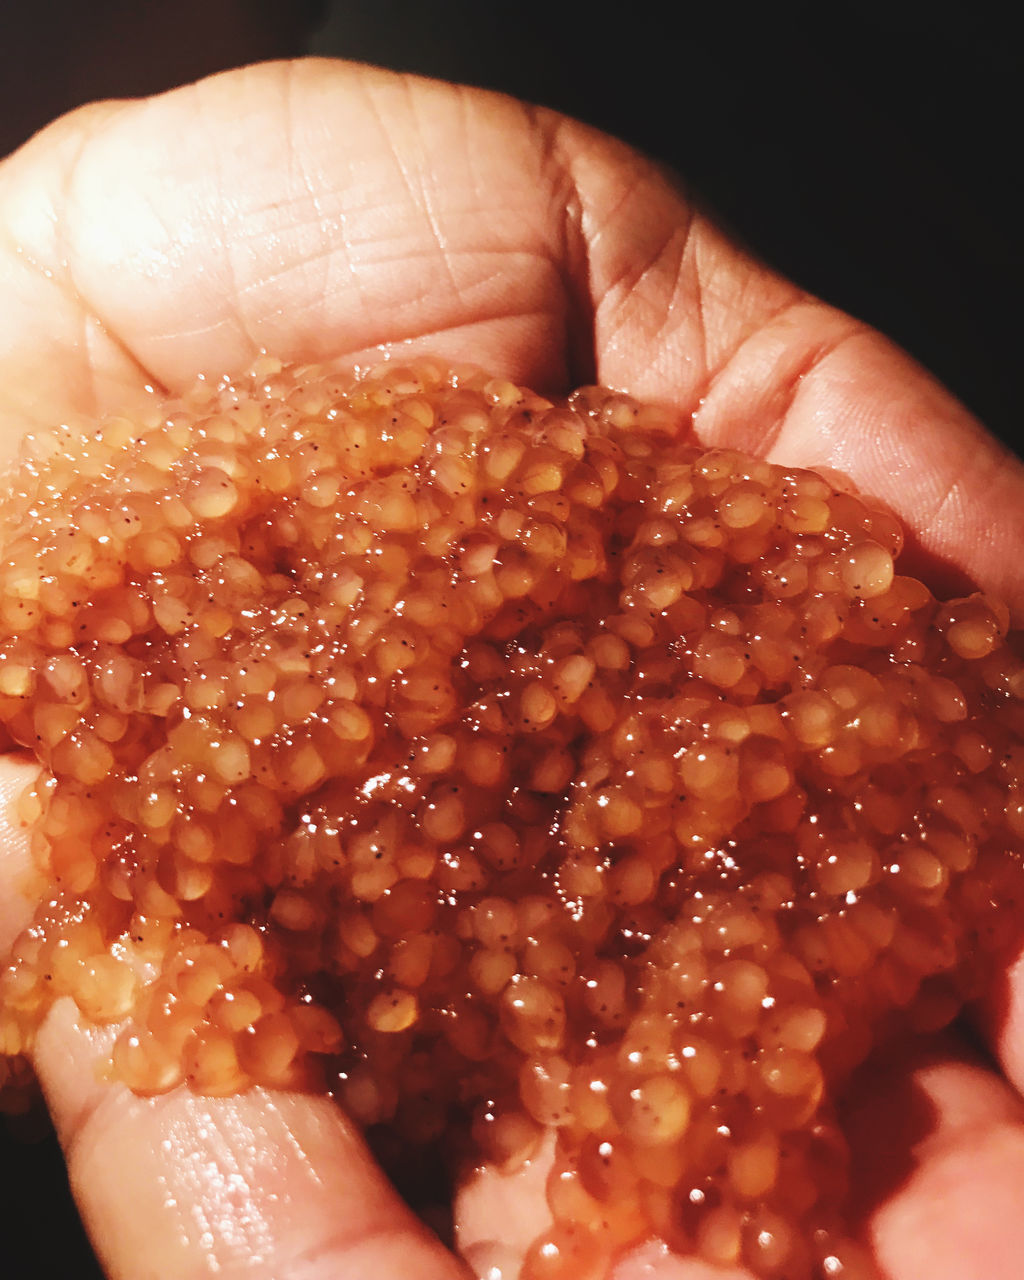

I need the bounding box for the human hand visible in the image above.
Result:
[2,58,1024,1280]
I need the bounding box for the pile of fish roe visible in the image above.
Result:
[1,356,1023,1279]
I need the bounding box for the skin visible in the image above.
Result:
[2,57,1024,1279]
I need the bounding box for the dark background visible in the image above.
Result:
[1,2,1020,1275]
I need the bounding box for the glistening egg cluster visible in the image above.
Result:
[1,358,1022,1280]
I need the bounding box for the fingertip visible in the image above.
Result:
[32,999,468,1280]
[844,1036,1024,1280]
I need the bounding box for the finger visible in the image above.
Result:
[842,1033,1024,1280]
[0,755,465,1280]
[455,1132,553,1279]
[966,946,1024,1101]
[686,303,1024,610]
[31,999,467,1280]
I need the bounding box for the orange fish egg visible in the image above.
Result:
[1,355,1022,1279]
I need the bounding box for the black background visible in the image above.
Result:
[0,2,1019,1275]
